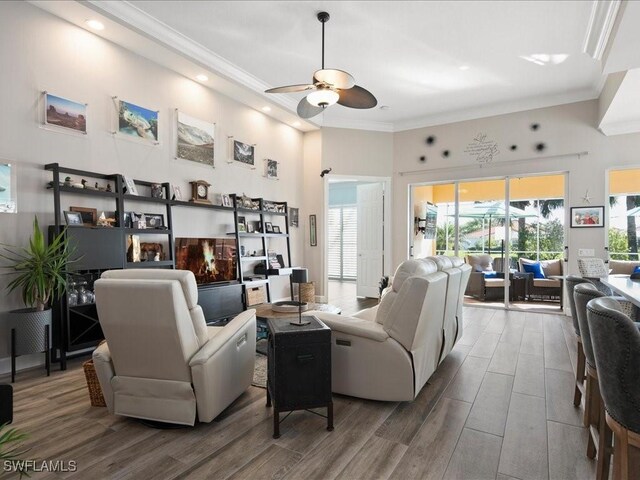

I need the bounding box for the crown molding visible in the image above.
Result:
[583,0,621,61]
[321,117,394,133]
[392,87,601,132]
[86,0,301,115]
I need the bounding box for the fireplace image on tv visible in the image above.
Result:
[175,238,238,285]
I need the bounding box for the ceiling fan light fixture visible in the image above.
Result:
[307,89,339,107]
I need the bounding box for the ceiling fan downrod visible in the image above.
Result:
[318,11,330,70]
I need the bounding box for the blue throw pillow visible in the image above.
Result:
[523,262,545,279]
[633,266,640,274]
[483,272,498,278]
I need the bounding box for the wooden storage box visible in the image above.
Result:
[246,285,267,306]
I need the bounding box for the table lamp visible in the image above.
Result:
[291,268,310,326]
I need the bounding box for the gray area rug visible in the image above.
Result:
[252,353,267,388]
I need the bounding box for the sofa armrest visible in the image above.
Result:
[189,310,256,367]
[352,305,379,322]
[92,342,115,412]
[310,311,389,342]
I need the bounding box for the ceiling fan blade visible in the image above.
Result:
[313,69,355,89]
[337,85,378,109]
[297,97,325,119]
[265,84,316,94]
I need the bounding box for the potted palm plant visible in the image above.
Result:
[1,217,74,362]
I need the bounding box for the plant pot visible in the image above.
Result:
[6,308,51,356]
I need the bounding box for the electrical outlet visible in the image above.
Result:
[578,249,595,257]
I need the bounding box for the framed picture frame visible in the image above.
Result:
[265,222,273,233]
[264,159,278,180]
[229,138,256,167]
[310,214,317,246]
[114,97,159,145]
[131,212,147,229]
[43,92,87,135]
[571,206,604,228]
[289,207,299,227]
[123,175,138,196]
[63,211,84,226]
[247,223,255,233]
[70,206,97,226]
[0,162,18,213]
[238,216,247,233]
[221,194,232,207]
[144,213,164,229]
[272,225,281,234]
[176,110,214,166]
[123,212,133,228]
[172,185,182,201]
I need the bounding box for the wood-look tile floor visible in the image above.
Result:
[4,307,595,480]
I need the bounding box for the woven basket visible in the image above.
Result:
[83,359,106,407]
[246,285,267,306]
[299,282,315,304]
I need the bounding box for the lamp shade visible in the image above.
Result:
[291,268,308,284]
[307,89,339,107]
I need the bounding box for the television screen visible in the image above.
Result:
[175,238,238,285]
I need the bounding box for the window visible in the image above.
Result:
[608,168,640,260]
[328,205,357,280]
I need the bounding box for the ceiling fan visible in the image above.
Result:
[264,11,377,119]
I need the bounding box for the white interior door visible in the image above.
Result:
[357,183,384,298]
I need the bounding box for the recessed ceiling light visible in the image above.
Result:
[292,121,301,127]
[195,74,209,82]
[85,19,105,31]
[262,106,271,112]
[459,65,470,71]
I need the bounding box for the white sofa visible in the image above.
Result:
[92,269,256,426]
[311,256,470,402]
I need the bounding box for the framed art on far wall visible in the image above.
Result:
[0,162,17,213]
[310,214,317,246]
[114,97,159,145]
[44,92,87,134]
[228,138,255,167]
[571,206,604,228]
[176,110,214,166]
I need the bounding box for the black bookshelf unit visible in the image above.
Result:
[45,163,295,369]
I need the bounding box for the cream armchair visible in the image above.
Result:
[92,269,256,426]
[312,258,466,402]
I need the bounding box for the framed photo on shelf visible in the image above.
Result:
[123,212,133,228]
[238,216,247,233]
[221,194,232,207]
[131,212,147,229]
[265,222,273,233]
[172,185,182,201]
[272,225,281,234]
[70,206,97,226]
[63,211,83,226]
[247,223,255,233]
[145,213,164,229]
[310,214,317,246]
[570,206,604,228]
[123,175,138,196]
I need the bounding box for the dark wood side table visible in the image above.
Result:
[266,315,333,439]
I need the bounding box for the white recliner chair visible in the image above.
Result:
[311,259,450,401]
[92,269,256,426]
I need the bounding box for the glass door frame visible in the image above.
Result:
[409,171,569,311]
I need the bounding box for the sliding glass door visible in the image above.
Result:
[410,173,566,311]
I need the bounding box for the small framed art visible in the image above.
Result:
[570,206,604,228]
[310,214,317,246]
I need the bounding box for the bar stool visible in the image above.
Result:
[566,275,594,407]
[574,283,612,479]
[586,297,640,480]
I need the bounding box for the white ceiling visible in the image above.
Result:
[114,0,605,131]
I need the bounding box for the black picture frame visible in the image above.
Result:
[144,213,164,229]
[63,211,83,226]
[570,206,605,228]
[272,225,281,234]
[238,216,247,233]
[265,222,273,233]
[310,214,317,246]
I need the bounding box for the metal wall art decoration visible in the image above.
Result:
[464,132,500,165]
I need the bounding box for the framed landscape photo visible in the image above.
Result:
[264,159,278,179]
[230,138,255,167]
[70,206,97,226]
[115,98,159,145]
[176,110,214,166]
[571,206,604,228]
[44,92,87,134]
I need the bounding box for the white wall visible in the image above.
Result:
[0,2,304,371]
[393,100,640,276]
[302,127,394,297]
